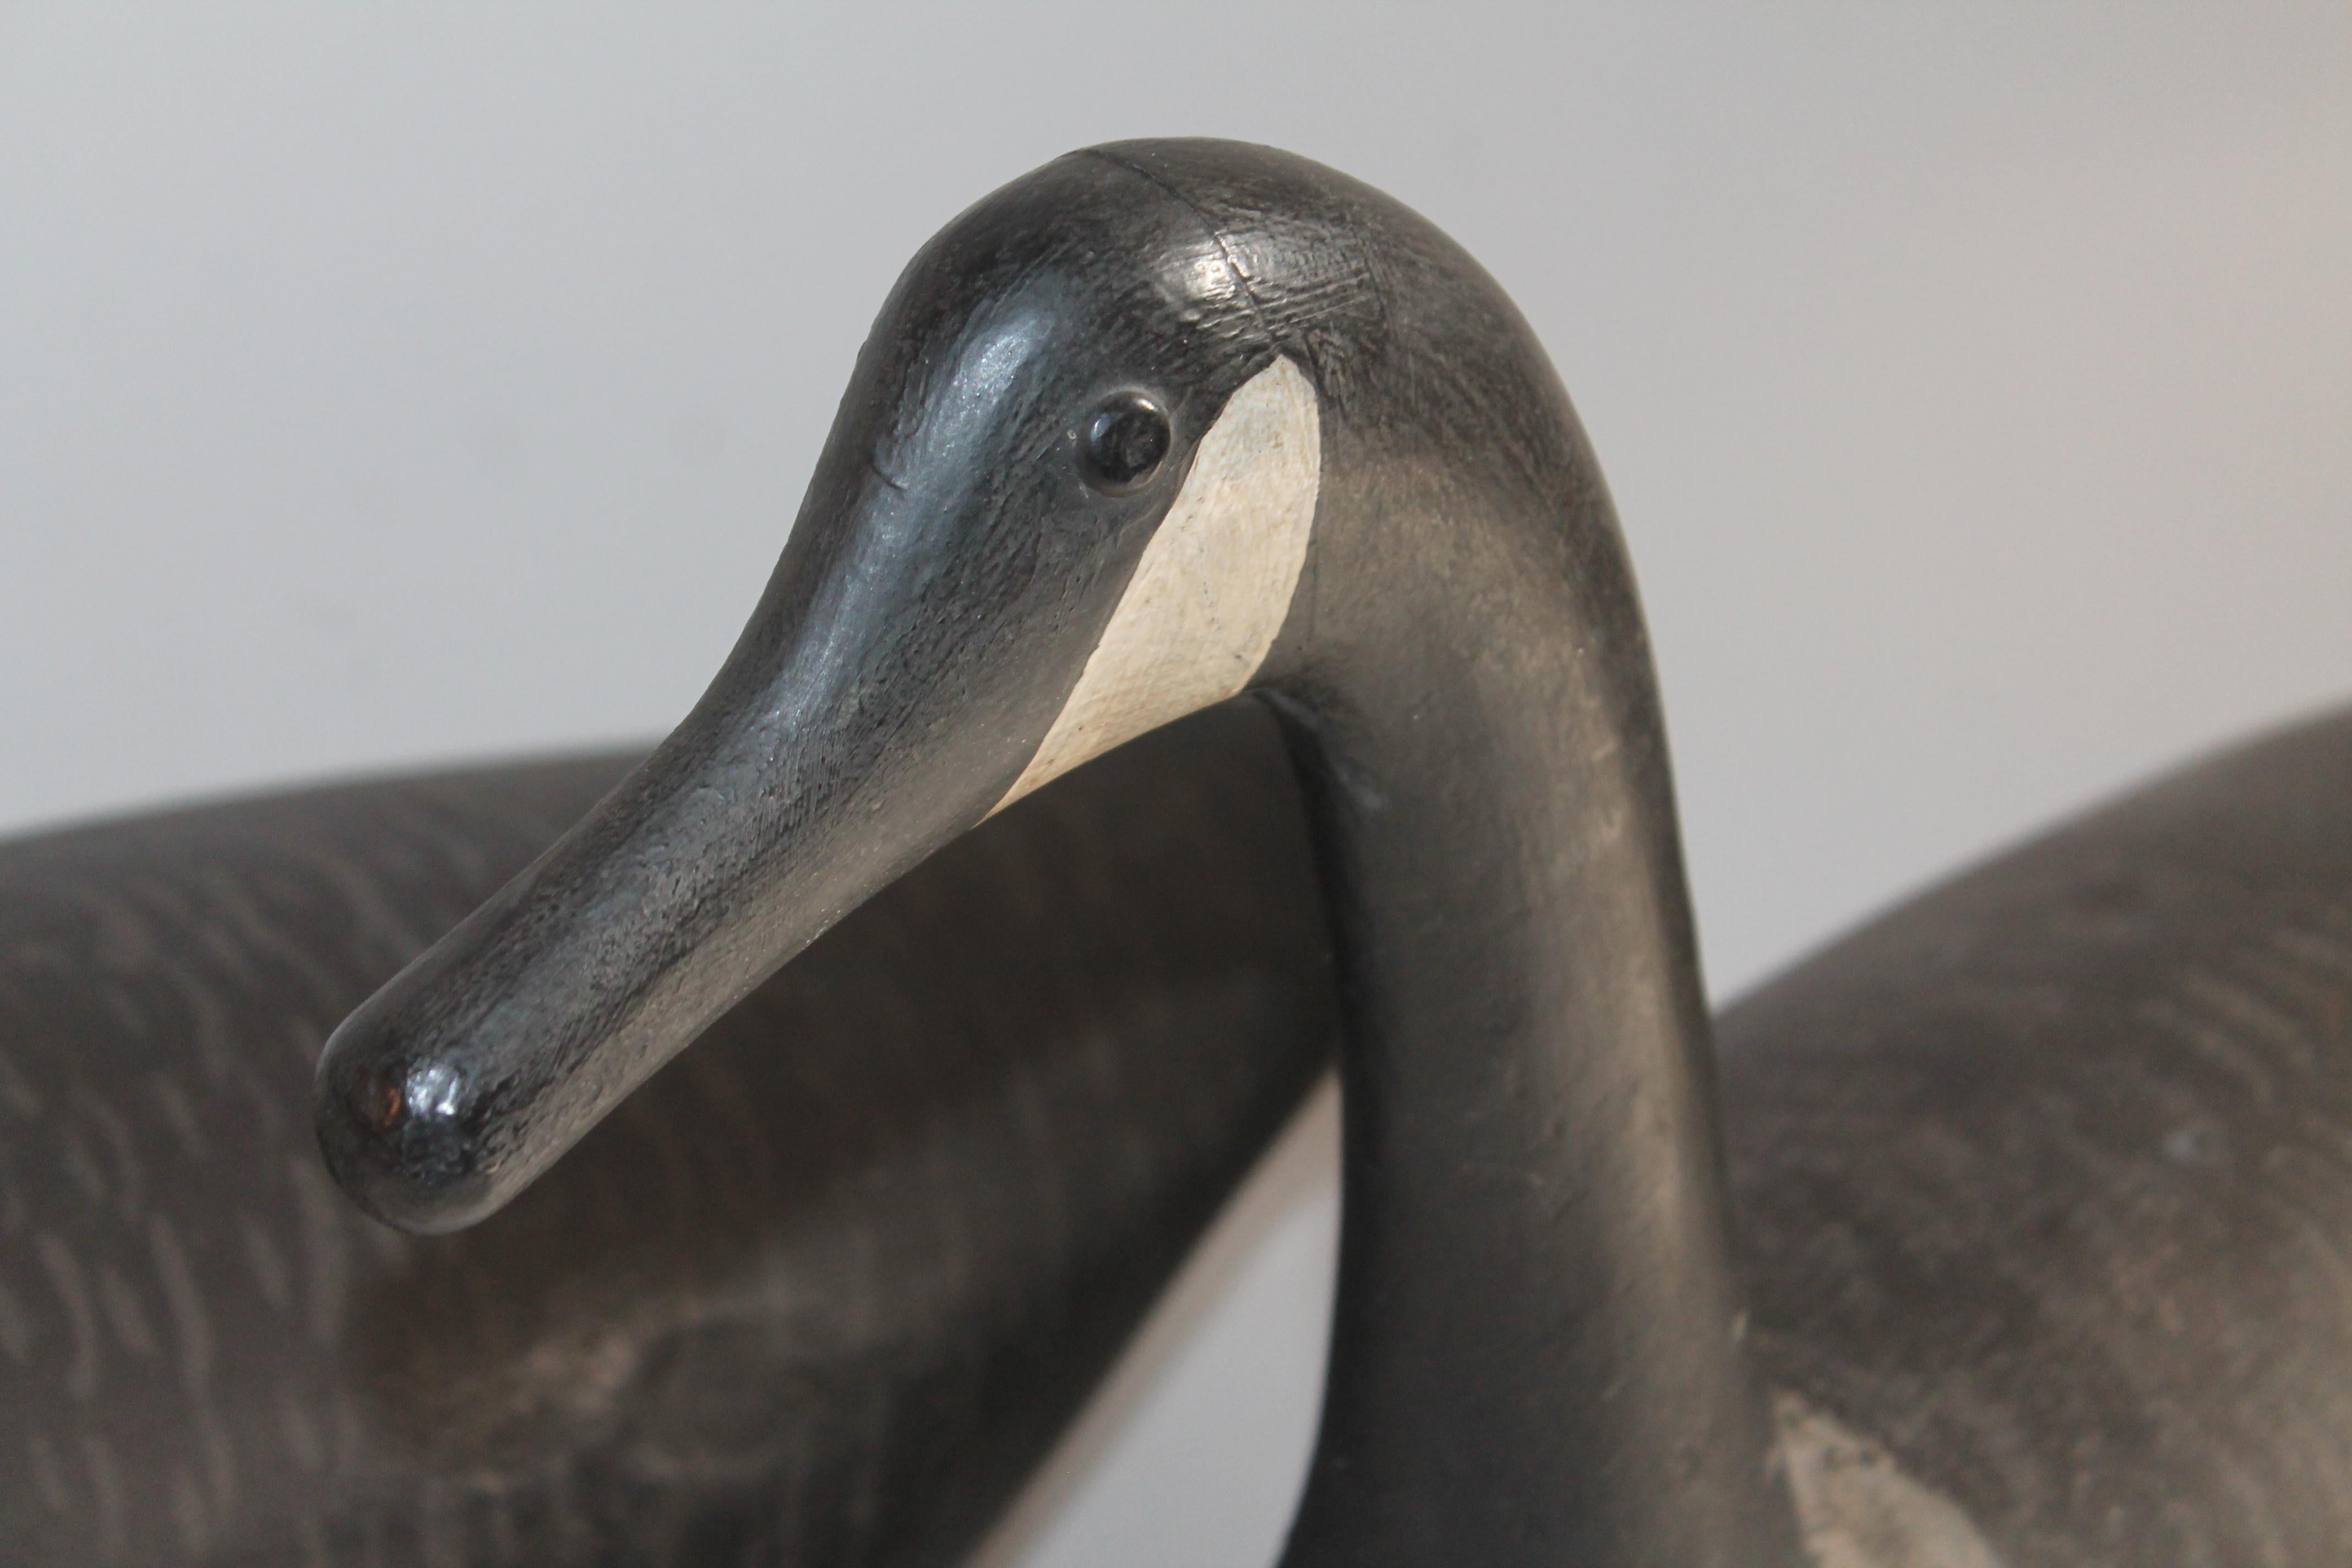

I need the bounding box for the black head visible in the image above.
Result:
[314,143,1348,1230]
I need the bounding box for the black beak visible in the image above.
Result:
[313,420,1073,1234]
[311,171,1233,1234]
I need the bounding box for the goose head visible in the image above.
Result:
[315,144,1329,1234]
[318,140,1804,1565]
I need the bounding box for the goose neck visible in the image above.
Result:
[1261,407,1804,1566]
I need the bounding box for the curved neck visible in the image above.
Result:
[1263,366,1803,1565]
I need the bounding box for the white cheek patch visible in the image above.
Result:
[994,355,1321,812]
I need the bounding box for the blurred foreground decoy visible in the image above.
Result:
[1,712,1335,1564]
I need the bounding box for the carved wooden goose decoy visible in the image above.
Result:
[12,136,2344,1567]
[0,716,1335,1564]
[312,139,2352,1566]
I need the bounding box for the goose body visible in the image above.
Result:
[1728,706,2352,1563]
[15,700,2352,1564]
[306,137,2352,1567]
[0,716,1335,1564]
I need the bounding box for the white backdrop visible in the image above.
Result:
[4,6,2348,1564]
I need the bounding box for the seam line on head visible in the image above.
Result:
[1080,146,1283,361]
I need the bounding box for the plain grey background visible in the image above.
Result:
[4,4,2348,1563]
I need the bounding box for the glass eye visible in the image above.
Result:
[1079,391,1172,494]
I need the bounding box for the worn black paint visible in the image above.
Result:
[1727,707,2352,1564]
[282,136,2352,1565]
[317,150,1285,1235]
[319,141,1803,1564]
[1,710,1332,1564]
[24,709,2352,1563]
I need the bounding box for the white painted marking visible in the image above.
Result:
[995,356,1320,812]
[1777,1391,2006,1568]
